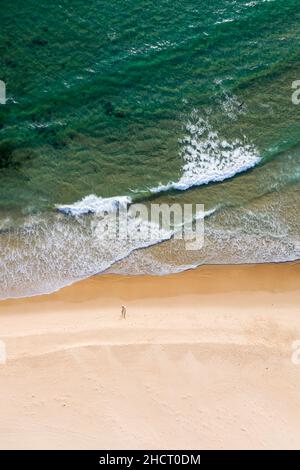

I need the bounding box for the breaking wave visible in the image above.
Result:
[150,116,261,193]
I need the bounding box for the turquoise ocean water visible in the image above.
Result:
[0,0,300,298]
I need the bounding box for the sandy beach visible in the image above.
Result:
[0,262,300,450]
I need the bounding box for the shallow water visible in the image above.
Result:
[1,0,300,298]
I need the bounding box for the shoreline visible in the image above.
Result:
[2,256,299,303]
[0,262,300,449]
[2,257,300,303]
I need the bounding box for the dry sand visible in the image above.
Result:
[0,262,300,449]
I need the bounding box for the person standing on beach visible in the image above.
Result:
[121,305,127,319]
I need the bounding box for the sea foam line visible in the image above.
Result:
[150,116,261,194]
[56,195,132,216]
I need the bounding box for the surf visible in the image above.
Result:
[150,116,261,194]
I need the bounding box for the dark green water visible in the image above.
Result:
[1,0,300,298]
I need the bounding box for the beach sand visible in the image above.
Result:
[0,262,300,450]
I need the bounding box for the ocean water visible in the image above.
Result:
[1,0,300,298]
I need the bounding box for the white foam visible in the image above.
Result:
[0,202,218,299]
[150,116,260,193]
[56,194,132,216]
